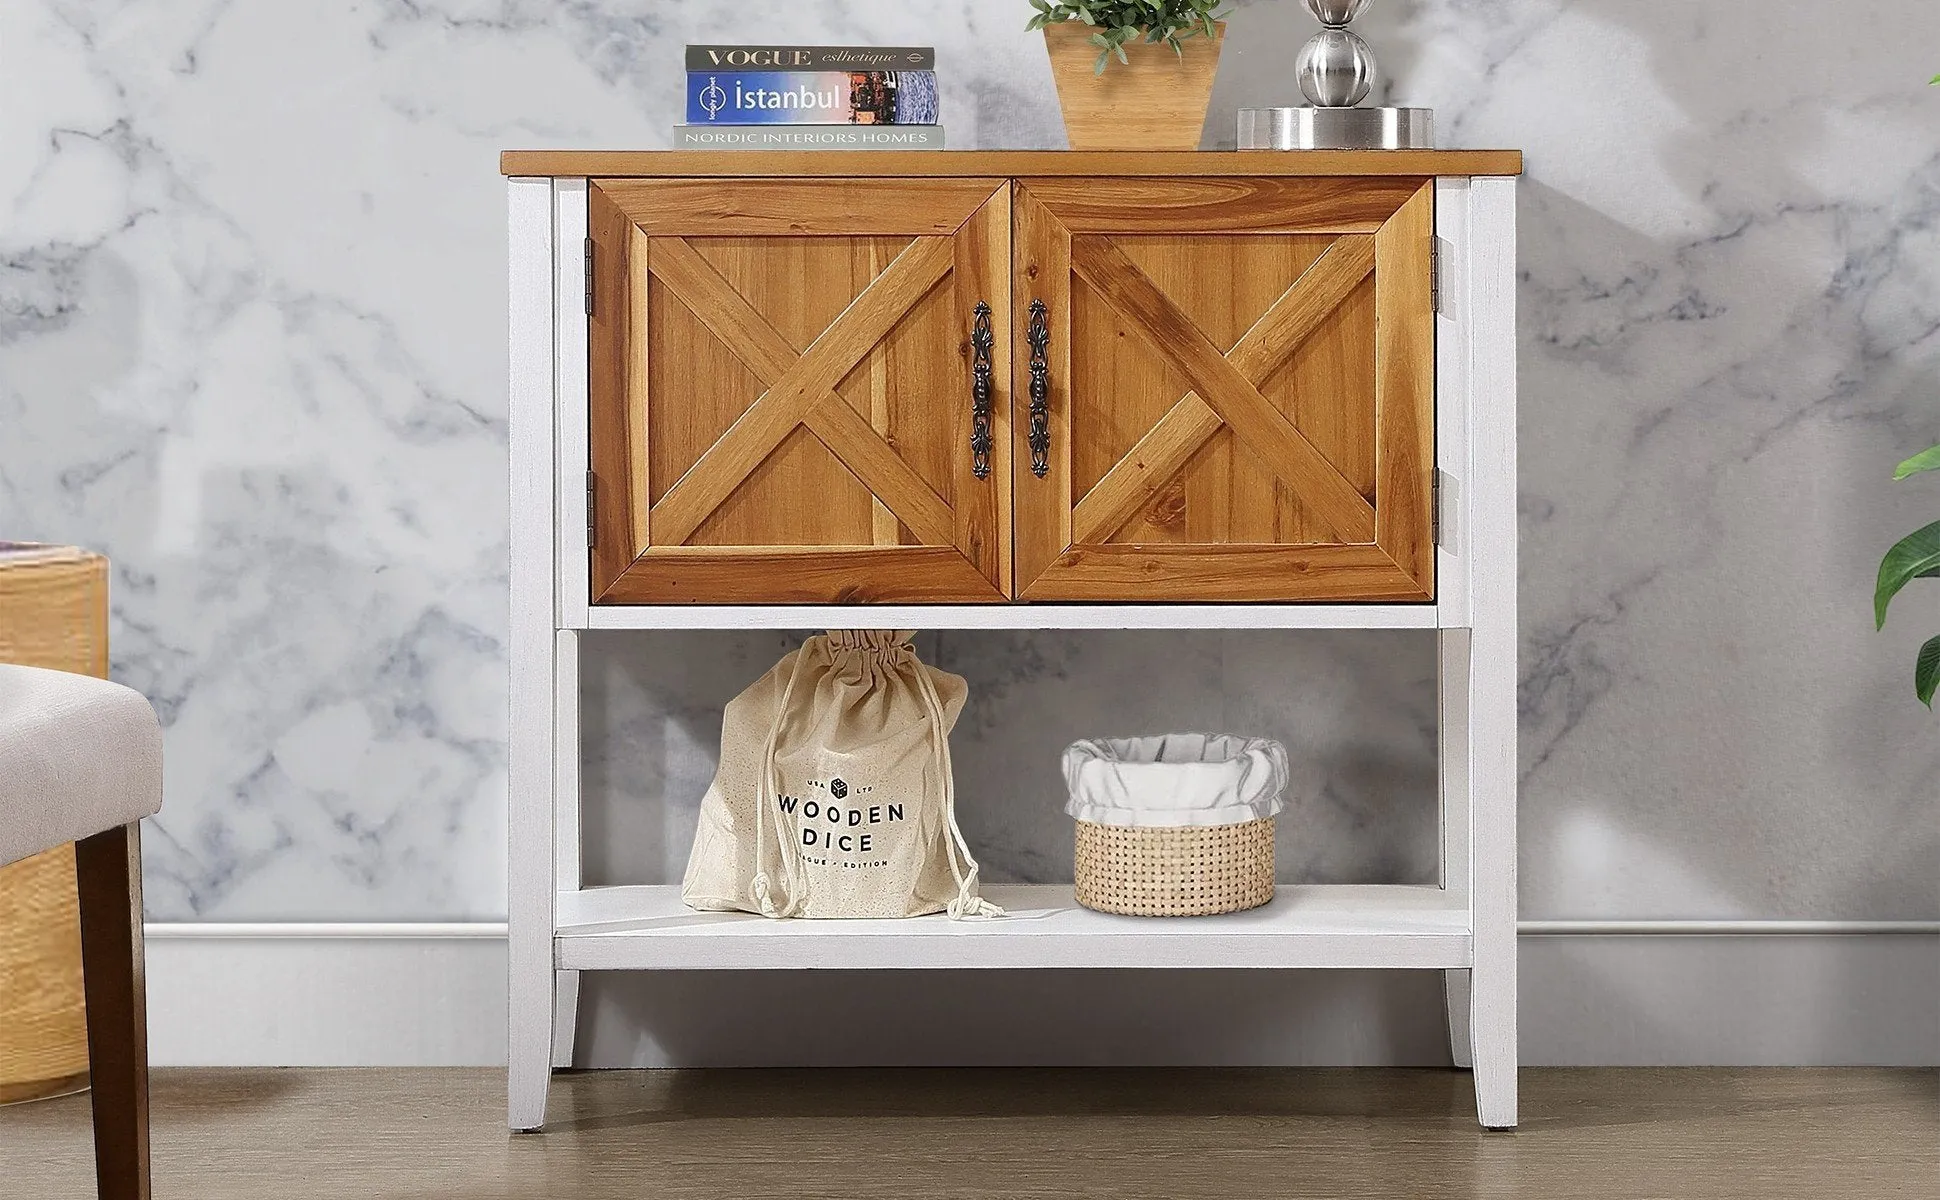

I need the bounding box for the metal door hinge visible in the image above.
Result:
[1433,469,1455,548]
[1431,236,1448,314]
[583,238,595,317]
[1432,470,1441,545]
[585,472,597,549]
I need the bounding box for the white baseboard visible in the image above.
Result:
[145,926,509,1068]
[143,923,1940,1069]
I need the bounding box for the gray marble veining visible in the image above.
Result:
[3,0,1937,921]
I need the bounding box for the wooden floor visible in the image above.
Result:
[2,1068,1935,1198]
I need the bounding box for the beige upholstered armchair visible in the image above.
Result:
[0,664,163,1199]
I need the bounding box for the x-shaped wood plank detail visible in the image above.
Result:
[1068,235,1379,544]
[646,235,958,548]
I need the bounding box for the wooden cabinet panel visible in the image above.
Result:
[588,179,1012,603]
[1013,177,1436,602]
[587,171,1437,606]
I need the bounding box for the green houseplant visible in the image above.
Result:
[1028,1,1232,150]
[1875,445,1940,706]
[1873,73,1940,706]
[1027,0,1230,73]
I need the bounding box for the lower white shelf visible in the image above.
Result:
[553,884,1471,972]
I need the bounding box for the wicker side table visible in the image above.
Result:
[0,545,108,1105]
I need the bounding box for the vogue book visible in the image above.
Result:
[686,45,934,71]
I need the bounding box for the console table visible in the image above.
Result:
[502,149,1521,1131]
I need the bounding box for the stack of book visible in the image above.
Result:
[678,45,944,150]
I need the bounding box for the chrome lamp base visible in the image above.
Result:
[1237,106,1434,151]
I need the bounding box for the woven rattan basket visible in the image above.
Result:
[1073,816,1276,917]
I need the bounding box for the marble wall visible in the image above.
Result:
[4,0,1938,929]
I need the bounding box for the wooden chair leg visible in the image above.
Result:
[74,822,151,1200]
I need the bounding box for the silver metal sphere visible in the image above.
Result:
[1303,0,1372,27]
[1296,28,1376,107]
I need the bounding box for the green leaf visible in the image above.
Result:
[1917,635,1940,708]
[1932,73,1940,85]
[1894,443,1940,481]
[1876,520,1940,628]
[1047,0,1229,69]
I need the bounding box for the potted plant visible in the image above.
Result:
[1873,73,1940,707]
[1876,430,1940,708]
[1027,0,1231,150]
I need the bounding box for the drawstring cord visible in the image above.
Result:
[751,639,815,919]
[913,661,1003,920]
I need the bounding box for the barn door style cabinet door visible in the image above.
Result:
[586,178,1012,603]
[1013,176,1434,602]
[505,149,1522,1136]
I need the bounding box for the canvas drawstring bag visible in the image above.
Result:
[681,631,1001,920]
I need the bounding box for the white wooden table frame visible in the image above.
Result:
[506,173,1519,1132]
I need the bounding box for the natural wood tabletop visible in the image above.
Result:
[501,148,1524,178]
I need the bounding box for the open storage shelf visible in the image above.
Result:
[555,884,1472,972]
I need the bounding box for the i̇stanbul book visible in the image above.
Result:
[686,70,940,125]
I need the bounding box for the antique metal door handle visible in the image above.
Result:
[1027,299,1050,479]
[969,302,994,480]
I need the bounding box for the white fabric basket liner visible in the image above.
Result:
[1062,733,1288,828]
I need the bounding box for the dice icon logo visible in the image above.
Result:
[829,778,848,800]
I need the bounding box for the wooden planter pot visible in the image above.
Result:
[1042,21,1226,151]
